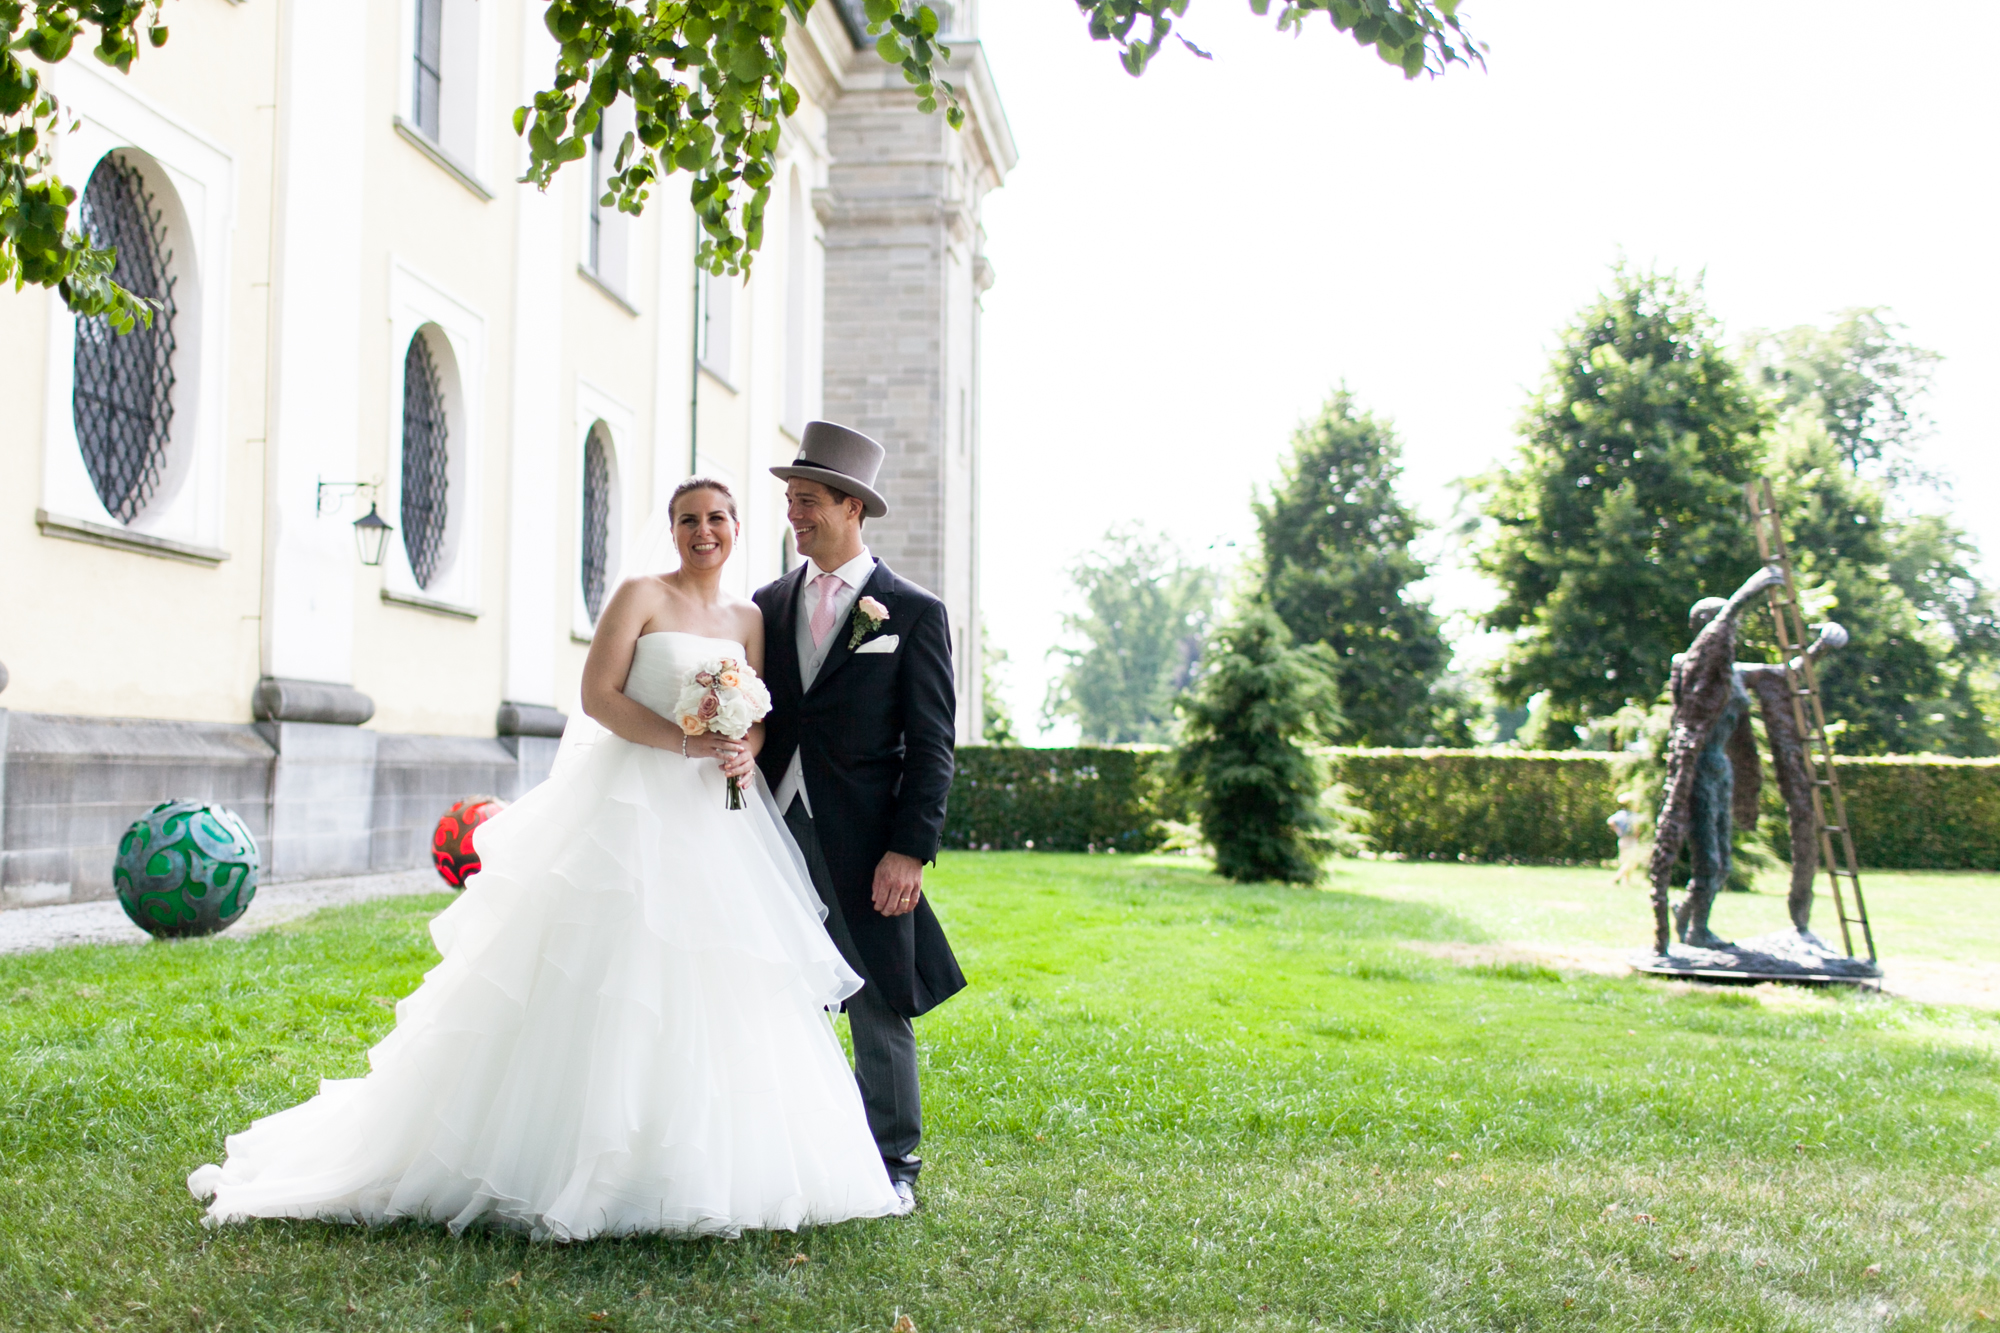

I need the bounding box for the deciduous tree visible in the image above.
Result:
[1044,526,1217,745]
[3,1,1482,310]
[1744,308,1941,481]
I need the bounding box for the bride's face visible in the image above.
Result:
[673,490,737,571]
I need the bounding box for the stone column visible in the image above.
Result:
[820,19,1014,740]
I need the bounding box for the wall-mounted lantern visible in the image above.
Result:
[316,479,395,567]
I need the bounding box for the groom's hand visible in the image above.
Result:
[872,852,925,917]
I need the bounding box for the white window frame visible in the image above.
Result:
[696,264,738,389]
[384,260,486,616]
[578,101,636,300]
[395,0,488,181]
[571,381,637,640]
[39,61,235,556]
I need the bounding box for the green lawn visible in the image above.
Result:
[1,852,1996,1332]
[1318,857,2000,966]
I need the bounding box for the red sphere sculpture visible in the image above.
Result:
[433,795,506,888]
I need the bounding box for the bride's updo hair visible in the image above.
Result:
[670,476,738,521]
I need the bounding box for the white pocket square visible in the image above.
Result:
[855,635,899,655]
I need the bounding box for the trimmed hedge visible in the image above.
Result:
[943,747,1179,853]
[1835,757,2000,871]
[1326,748,1622,864]
[947,746,2000,870]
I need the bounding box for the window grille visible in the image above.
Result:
[72,154,178,526]
[581,427,611,622]
[400,333,451,588]
[413,0,443,139]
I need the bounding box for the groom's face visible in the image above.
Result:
[786,480,864,564]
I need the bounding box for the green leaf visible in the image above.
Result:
[916,4,939,36]
[876,32,908,63]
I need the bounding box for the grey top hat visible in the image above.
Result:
[770,421,889,518]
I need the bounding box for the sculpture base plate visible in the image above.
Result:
[1632,930,1882,986]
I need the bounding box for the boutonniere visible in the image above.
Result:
[847,596,890,649]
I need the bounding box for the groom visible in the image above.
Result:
[754,421,965,1215]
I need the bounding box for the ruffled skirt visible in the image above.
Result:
[188,735,899,1239]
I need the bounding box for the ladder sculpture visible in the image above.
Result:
[1744,477,1877,964]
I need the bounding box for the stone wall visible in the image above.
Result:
[0,708,558,908]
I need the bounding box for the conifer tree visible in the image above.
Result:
[1478,268,1767,744]
[1177,607,1339,884]
[1255,390,1459,745]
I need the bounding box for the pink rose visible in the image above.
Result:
[857,596,889,622]
[698,693,721,720]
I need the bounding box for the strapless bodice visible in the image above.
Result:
[624,631,748,717]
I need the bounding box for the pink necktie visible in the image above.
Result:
[809,572,843,647]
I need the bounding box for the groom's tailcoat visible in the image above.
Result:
[754,560,965,1018]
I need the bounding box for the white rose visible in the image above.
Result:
[713,696,755,737]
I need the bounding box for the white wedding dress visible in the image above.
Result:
[189,632,900,1239]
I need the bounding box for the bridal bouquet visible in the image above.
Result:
[674,655,773,810]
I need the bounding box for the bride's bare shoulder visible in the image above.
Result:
[604,573,672,617]
[725,598,764,645]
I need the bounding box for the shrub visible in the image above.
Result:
[1326,748,1622,864]
[942,747,1178,853]
[1178,608,1341,883]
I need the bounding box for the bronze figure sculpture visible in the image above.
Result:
[1647,562,1853,956]
[1647,566,1784,954]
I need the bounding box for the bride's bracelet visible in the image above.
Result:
[681,733,690,759]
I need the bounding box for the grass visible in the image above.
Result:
[0,852,1994,1331]
[1316,858,2000,965]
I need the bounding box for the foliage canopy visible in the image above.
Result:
[3,2,1483,312]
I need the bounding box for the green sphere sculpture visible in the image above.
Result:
[114,800,261,938]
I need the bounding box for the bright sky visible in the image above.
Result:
[971,1,2000,742]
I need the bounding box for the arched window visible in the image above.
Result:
[400,331,451,588]
[72,154,179,526]
[580,424,613,622]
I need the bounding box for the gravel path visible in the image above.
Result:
[0,870,449,955]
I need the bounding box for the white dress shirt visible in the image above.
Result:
[775,548,876,817]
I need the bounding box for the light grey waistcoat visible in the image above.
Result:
[795,571,857,689]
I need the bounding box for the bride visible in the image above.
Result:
[189,478,902,1239]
